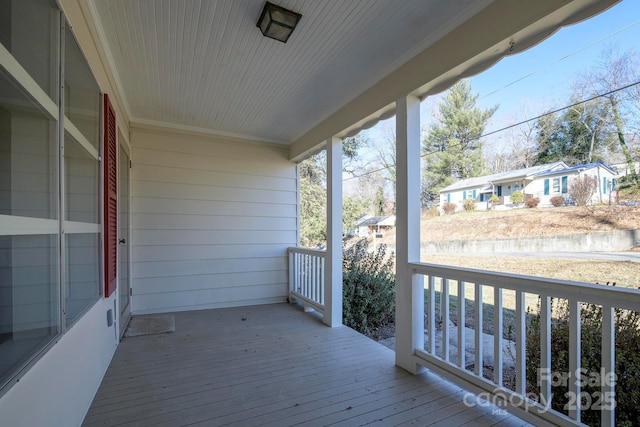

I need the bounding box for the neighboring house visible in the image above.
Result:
[439,161,619,211]
[353,215,396,237]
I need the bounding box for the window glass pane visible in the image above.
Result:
[65,134,98,223]
[64,23,100,148]
[0,0,59,100]
[65,233,100,327]
[0,70,58,219]
[0,234,60,387]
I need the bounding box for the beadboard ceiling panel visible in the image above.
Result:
[91,0,491,143]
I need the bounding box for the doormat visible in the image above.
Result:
[124,314,175,337]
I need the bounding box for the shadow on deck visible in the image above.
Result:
[83,303,529,426]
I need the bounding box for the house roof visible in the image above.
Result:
[357,215,395,227]
[534,161,618,177]
[440,162,567,193]
[81,0,616,160]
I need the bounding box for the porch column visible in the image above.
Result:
[324,136,342,327]
[395,95,424,373]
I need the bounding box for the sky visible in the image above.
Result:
[358,0,640,166]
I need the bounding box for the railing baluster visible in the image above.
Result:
[320,257,325,305]
[295,253,300,293]
[428,276,435,354]
[442,278,450,361]
[601,304,615,427]
[515,290,526,396]
[474,283,483,377]
[494,286,503,386]
[540,294,551,409]
[568,299,581,422]
[311,256,316,301]
[458,280,465,368]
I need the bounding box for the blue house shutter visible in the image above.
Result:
[447,193,450,203]
[463,191,466,200]
[603,177,607,194]
[612,178,616,190]
[561,176,568,193]
[472,189,476,199]
[544,179,550,195]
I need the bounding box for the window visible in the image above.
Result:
[0,1,102,391]
[552,178,560,193]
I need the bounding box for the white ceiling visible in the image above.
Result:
[90,0,492,144]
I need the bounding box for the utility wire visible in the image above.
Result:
[343,79,640,182]
[479,19,640,100]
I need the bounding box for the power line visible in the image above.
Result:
[479,20,640,100]
[343,80,640,182]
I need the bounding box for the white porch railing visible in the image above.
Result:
[288,247,326,313]
[410,262,640,427]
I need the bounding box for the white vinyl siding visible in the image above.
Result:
[131,128,297,314]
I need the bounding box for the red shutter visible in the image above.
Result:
[104,94,117,297]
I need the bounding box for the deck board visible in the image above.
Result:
[83,303,529,426]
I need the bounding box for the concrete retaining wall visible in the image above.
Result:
[421,229,640,254]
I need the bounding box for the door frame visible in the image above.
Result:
[117,129,132,338]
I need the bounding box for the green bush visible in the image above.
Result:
[550,195,564,207]
[463,199,476,211]
[442,202,457,215]
[488,194,500,204]
[526,298,640,426]
[342,239,395,334]
[525,197,540,208]
[510,189,524,205]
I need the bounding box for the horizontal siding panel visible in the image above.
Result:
[133,283,287,313]
[133,244,288,262]
[132,214,296,231]
[133,147,295,179]
[133,229,296,246]
[133,164,294,191]
[134,270,287,294]
[132,131,289,162]
[131,181,296,205]
[133,257,287,279]
[133,197,296,217]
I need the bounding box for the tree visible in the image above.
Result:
[422,80,498,202]
[534,99,612,166]
[578,46,640,185]
[568,175,598,207]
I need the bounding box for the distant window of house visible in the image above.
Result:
[472,189,477,199]
[552,178,560,193]
[561,176,568,193]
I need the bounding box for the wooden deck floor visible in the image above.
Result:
[83,304,530,426]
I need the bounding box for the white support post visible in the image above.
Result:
[395,94,423,373]
[324,136,342,327]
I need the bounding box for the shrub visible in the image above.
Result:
[550,195,564,207]
[422,206,439,218]
[510,189,524,205]
[442,202,457,215]
[569,176,597,207]
[463,199,476,211]
[342,240,395,334]
[526,298,640,426]
[524,197,540,208]
[488,194,500,204]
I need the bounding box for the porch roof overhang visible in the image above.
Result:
[62,0,618,162]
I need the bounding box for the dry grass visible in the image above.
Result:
[421,254,640,289]
[421,205,640,242]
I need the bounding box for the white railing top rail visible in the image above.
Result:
[411,262,640,311]
[288,247,327,257]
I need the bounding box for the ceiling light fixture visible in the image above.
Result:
[256,2,302,43]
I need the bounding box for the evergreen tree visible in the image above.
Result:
[422,80,497,202]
